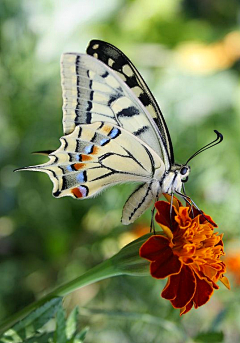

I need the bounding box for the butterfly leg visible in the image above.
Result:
[175,190,214,225]
[182,184,194,218]
[150,188,162,233]
[169,193,174,229]
[150,206,156,234]
[186,196,215,224]
[176,190,193,208]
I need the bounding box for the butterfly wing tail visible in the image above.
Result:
[121,182,154,225]
[14,160,64,197]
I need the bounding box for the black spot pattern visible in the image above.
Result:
[117,106,139,118]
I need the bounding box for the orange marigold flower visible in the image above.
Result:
[139,198,230,315]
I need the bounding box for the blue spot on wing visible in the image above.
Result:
[108,128,120,139]
[84,144,93,154]
[100,138,110,146]
[76,171,87,183]
[79,185,88,197]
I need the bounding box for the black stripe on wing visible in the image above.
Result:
[86,39,174,165]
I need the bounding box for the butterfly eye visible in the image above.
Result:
[180,166,188,175]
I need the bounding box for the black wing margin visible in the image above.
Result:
[86,39,174,166]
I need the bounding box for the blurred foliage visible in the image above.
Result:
[0,0,240,342]
[0,298,88,342]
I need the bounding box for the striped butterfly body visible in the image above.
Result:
[19,40,222,224]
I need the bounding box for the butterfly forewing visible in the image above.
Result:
[21,122,165,202]
[86,39,174,165]
[61,53,170,169]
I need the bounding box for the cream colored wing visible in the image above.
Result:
[61,53,170,169]
[18,122,165,203]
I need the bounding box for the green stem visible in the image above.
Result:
[0,258,122,334]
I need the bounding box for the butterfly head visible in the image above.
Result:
[179,164,190,183]
[161,163,191,195]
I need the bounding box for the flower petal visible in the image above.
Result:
[140,198,229,315]
[220,275,230,289]
[150,250,182,279]
[155,201,178,238]
[199,212,217,227]
[139,235,170,262]
[161,265,196,308]
[175,207,192,229]
[193,275,214,308]
[140,235,182,278]
[180,301,193,315]
[163,193,181,210]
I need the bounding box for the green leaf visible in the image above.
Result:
[194,331,224,343]
[73,327,89,343]
[0,331,54,343]
[66,307,79,340]
[0,330,21,343]
[24,332,54,343]
[1,298,62,342]
[54,306,67,343]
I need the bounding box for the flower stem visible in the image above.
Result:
[0,258,122,334]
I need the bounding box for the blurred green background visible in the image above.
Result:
[1,0,240,342]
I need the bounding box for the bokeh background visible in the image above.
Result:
[1,0,240,342]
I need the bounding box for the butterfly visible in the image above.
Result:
[18,40,223,225]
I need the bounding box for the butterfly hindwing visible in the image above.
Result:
[61,53,170,169]
[20,122,165,201]
[86,39,174,166]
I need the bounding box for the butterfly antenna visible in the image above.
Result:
[186,130,223,164]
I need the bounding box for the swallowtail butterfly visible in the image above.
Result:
[18,40,223,224]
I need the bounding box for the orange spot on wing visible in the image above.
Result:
[73,163,86,170]
[71,187,83,198]
[92,146,99,154]
[102,125,112,134]
[81,154,92,161]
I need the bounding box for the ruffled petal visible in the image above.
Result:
[161,265,196,308]
[193,267,219,290]
[175,207,192,229]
